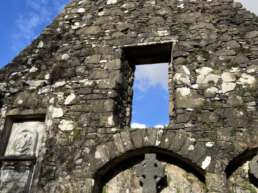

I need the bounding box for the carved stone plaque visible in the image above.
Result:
[0,163,30,193]
[4,121,45,156]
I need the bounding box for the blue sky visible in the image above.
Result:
[236,0,258,15]
[0,0,69,68]
[0,0,257,128]
[131,64,169,128]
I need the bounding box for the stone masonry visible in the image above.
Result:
[0,0,258,192]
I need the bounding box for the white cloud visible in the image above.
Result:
[154,125,165,128]
[134,63,168,92]
[131,123,166,128]
[131,122,147,129]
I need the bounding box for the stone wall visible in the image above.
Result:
[0,0,257,192]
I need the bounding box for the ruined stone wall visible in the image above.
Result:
[0,0,258,192]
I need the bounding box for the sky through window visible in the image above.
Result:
[131,63,169,128]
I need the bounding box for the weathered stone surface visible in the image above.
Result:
[221,82,236,93]
[238,73,257,88]
[249,155,258,180]
[0,165,30,193]
[107,0,117,5]
[51,107,64,118]
[176,88,204,108]
[130,130,144,148]
[0,0,257,192]
[64,93,76,105]
[206,173,227,193]
[229,161,258,193]
[245,31,258,39]
[81,26,101,35]
[196,67,220,89]
[174,65,191,86]
[205,87,219,98]
[58,120,75,131]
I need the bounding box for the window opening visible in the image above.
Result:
[0,115,45,193]
[131,63,169,128]
[121,42,173,128]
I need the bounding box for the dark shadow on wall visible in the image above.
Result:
[93,146,205,193]
[0,92,3,109]
[225,148,258,178]
[225,148,258,188]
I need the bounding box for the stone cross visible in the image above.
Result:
[135,153,165,193]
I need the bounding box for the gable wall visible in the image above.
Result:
[0,0,258,192]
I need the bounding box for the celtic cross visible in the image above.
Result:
[135,153,165,193]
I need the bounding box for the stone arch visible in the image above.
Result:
[92,129,207,193]
[226,147,258,192]
[225,148,258,178]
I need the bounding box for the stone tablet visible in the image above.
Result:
[4,121,45,156]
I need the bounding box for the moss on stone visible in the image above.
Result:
[242,182,257,193]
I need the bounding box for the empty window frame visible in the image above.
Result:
[121,42,173,128]
[0,115,45,193]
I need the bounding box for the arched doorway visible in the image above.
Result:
[93,147,206,193]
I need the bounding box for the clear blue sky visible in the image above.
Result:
[0,0,257,128]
